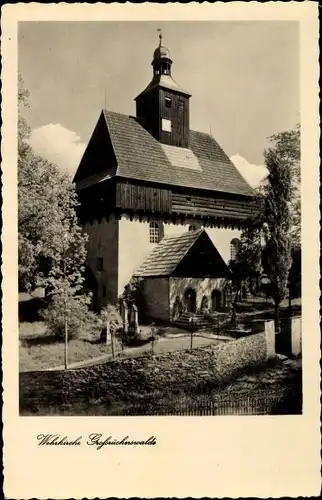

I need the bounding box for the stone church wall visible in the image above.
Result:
[118,216,157,296]
[83,216,119,307]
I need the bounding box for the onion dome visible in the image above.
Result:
[152,31,172,64]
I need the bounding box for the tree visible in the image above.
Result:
[288,246,301,299]
[267,124,300,246]
[18,74,86,293]
[18,153,78,291]
[262,149,293,331]
[229,225,263,324]
[19,74,91,368]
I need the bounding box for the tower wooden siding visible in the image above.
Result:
[136,87,160,140]
[158,89,190,148]
[116,182,172,213]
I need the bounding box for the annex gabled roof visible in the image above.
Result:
[133,229,230,278]
[73,110,255,198]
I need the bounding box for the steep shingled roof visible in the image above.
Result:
[74,110,255,198]
[133,229,229,278]
[104,111,254,196]
[134,229,203,277]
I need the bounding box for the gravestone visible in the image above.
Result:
[100,320,111,345]
[131,303,140,335]
[291,317,301,357]
[264,320,275,359]
[120,300,129,334]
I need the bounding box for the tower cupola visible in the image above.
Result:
[152,32,173,76]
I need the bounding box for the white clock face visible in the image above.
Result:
[161,118,172,133]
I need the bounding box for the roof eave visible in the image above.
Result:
[115,173,255,199]
[134,83,191,100]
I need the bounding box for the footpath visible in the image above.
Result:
[47,331,233,371]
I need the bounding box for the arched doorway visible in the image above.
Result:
[200,295,209,314]
[184,288,197,313]
[212,290,221,311]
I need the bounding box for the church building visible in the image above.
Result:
[73,34,256,321]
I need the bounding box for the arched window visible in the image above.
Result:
[149,221,161,243]
[230,238,240,262]
[188,224,197,232]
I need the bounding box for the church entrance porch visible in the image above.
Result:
[134,229,231,323]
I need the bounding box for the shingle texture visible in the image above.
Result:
[134,229,203,277]
[102,110,254,196]
[161,143,202,171]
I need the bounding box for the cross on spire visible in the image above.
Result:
[157,28,162,46]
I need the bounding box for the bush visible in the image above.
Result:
[120,277,145,310]
[40,292,100,341]
[99,304,123,334]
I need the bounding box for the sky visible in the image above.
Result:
[18,21,299,187]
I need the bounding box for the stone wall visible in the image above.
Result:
[20,331,272,414]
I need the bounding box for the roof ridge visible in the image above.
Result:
[170,229,204,274]
[162,228,203,241]
[133,229,205,277]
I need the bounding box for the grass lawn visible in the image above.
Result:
[19,321,225,371]
[19,321,116,371]
[19,338,115,372]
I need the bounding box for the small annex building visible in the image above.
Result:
[133,229,231,323]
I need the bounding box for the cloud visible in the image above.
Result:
[29,124,86,176]
[230,154,268,189]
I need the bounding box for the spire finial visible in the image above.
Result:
[157,28,162,46]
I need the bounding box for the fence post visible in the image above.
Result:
[105,320,111,345]
[150,323,156,355]
[189,317,194,350]
[111,323,115,360]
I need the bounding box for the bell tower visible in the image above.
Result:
[135,30,191,148]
